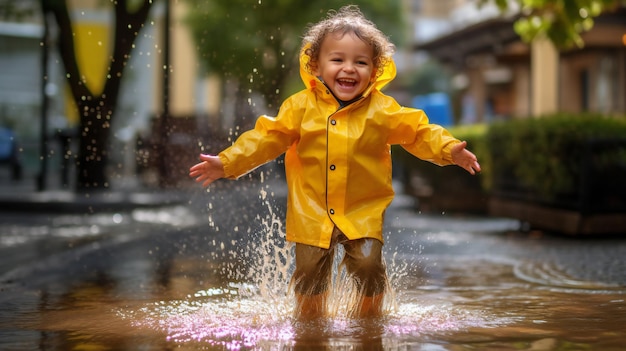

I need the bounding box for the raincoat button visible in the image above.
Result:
[330,120,336,125]
[329,209,335,215]
[330,164,336,171]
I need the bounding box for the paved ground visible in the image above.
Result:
[0,166,290,278]
[2,168,626,350]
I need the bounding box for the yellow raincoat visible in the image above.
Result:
[219,50,460,249]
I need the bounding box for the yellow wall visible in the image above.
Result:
[65,14,110,124]
[64,1,215,124]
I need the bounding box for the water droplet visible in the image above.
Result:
[112,213,123,224]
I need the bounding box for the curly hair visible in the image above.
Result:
[301,5,395,78]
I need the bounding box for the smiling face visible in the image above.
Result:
[313,32,376,101]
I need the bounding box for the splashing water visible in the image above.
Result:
[120,186,298,348]
[118,187,515,349]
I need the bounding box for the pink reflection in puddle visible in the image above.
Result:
[121,288,511,350]
[118,192,514,349]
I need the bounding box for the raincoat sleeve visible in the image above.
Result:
[218,96,302,179]
[384,98,460,166]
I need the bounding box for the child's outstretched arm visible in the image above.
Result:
[451,141,481,175]
[189,154,226,187]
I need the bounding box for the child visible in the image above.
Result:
[189,5,481,319]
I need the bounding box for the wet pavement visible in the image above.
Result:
[1,172,626,350]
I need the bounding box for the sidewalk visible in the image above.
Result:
[0,170,288,280]
[0,170,201,279]
[0,170,189,213]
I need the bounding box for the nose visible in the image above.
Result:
[342,62,356,72]
[343,65,355,73]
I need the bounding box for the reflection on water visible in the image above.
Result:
[2,185,626,350]
[31,251,626,350]
[117,287,513,349]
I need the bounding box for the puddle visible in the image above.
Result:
[2,185,626,350]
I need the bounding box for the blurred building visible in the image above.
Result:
[0,0,217,186]
[0,14,57,176]
[411,0,626,121]
[2,0,624,186]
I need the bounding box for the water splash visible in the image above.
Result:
[117,186,516,349]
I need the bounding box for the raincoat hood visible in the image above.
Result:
[299,44,397,98]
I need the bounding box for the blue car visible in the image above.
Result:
[0,127,22,180]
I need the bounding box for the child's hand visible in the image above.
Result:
[451,141,481,175]
[189,154,226,187]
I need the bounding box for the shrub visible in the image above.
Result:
[487,113,626,207]
[393,113,626,213]
[447,123,490,189]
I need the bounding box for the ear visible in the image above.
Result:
[310,60,320,76]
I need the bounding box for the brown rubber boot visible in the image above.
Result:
[295,292,327,320]
[357,293,384,318]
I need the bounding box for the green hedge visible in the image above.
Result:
[447,123,491,190]
[393,113,626,213]
[487,113,626,205]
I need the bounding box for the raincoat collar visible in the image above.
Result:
[299,44,397,100]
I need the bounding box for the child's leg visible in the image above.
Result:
[341,237,387,318]
[290,242,334,319]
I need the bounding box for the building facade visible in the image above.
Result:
[412,0,626,121]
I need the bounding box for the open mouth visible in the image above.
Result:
[337,78,357,88]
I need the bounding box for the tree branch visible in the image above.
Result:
[103,0,153,111]
[40,0,92,105]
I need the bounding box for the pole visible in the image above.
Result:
[163,0,171,117]
[37,13,50,191]
[158,0,171,187]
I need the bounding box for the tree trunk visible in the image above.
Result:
[40,0,153,192]
[76,99,113,191]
